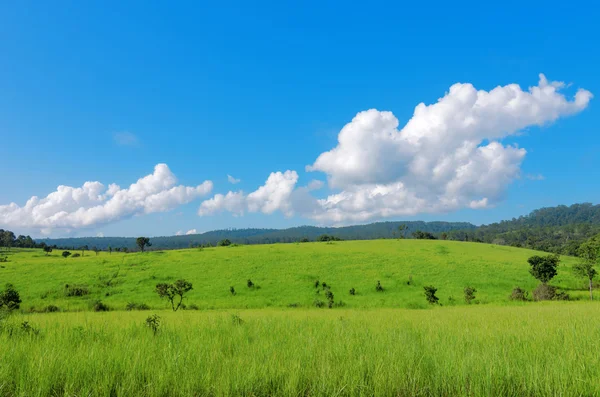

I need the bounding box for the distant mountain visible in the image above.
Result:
[36,221,476,250]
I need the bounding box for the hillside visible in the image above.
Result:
[2,240,586,312]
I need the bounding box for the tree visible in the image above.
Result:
[412,230,437,240]
[218,239,232,247]
[424,285,439,304]
[528,254,560,284]
[43,246,53,256]
[0,283,21,310]
[155,280,193,311]
[574,241,598,300]
[1,231,15,251]
[93,246,100,256]
[398,224,407,239]
[108,245,112,255]
[136,237,151,253]
[62,251,72,258]
[464,286,477,304]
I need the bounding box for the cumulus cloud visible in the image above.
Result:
[113,131,139,147]
[199,171,298,217]
[227,175,241,184]
[0,164,213,233]
[200,74,591,223]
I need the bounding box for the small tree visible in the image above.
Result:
[108,246,112,255]
[424,285,439,304]
[218,239,232,247]
[145,314,161,335]
[230,286,236,295]
[136,237,151,253]
[349,287,356,295]
[464,286,477,304]
[247,279,254,288]
[155,280,193,311]
[93,246,100,256]
[573,262,597,301]
[0,283,21,310]
[528,254,560,284]
[376,280,384,292]
[62,251,72,258]
[43,246,53,256]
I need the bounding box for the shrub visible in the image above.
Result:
[510,287,529,301]
[231,314,244,326]
[0,257,8,263]
[62,251,72,258]
[376,281,384,292]
[554,291,571,301]
[322,282,328,289]
[218,239,232,247]
[532,284,556,301]
[247,279,254,288]
[43,305,60,313]
[300,238,310,243]
[126,302,150,311]
[91,300,110,312]
[314,280,320,288]
[64,284,89,297]
[145,314,161,335]
[424,285,439,304]
[20,321,39,335]
[0,283,22,311]
[287,303,300,308]
[464,286,477,304]
[185,304,199,310]
[71,253,81,258]
[407,275,413,285]
[313,299,325,308]
[349,287,356,295]
[229,286,236,295]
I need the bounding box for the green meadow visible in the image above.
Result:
[1,240,599,396]
[0,240,589,311]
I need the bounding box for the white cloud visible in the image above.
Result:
[199,74,591,224]
[113,131,139,147]
[227,175,241,184]
[199,171,298,217]
[0,164,213,233]
[175,230,184,236]
[525,173,545,181]
[185,229,198,235]
[96,232,104,238]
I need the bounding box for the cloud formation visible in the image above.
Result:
[227,175,241,184]
[200,74,591,223]
[113,131,139,147]
[0,164,212,232]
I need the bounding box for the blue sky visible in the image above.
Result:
[0,1,598,237]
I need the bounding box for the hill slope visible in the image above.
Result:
[2,240,586,312]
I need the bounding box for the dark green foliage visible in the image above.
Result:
[424,285,439,304]
[42,305,60,313]
[313,299,325,308]
[185,304,199,310]
[247,279,254,288]
[218,239,232,247]
[126,302,150,311]
[64,284,89,297]
[229,286,236,295]
[20,321,39,335]
[145,314,160,335]
[314,280,320,288]
[71,253,81,258]
[91,300,110,312]
[528,254,560,283]
[43,246,53,255]
[62,251,72,258]
[155,280,193,311]
[136,237,151,253]
[376,281,384,292]
[510,287,529,301]
[0,257,7,263]
[322,282,328,289]
[0,283,21,310]
[554,290,571,301]
[464,286,477,304]
[412,231,437,240]
[349,287,356,295]
[317,234,342,242]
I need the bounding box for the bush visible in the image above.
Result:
[314,280,320,288]
[300,238,310,243]
[71,253,81,258]
[218,239,232,247]
[0,283,22,311]
[313,299,325,308]
[554,291,571,301]
[532,284,570,301]
[0,257,8,263]
[64,284,89,297]
[247,279,254,288]
[510,287,529,301]
[229,286,236,295]
[145,314,161,335]
[91,300,110,312]
[185,304,199,310]
[43,305,60,313]
[424,285,439,304]
[126,302,150,311]
[464,286,477,304]
[407,275,413,285]
[62,251,72,258]
[231,314,244,326]
[349,287,356,295]
[376,281,384,292]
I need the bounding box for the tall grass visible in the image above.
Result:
[1,304,599,396]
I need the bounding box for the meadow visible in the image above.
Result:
[1,240,598,396]
[0,240,590,312]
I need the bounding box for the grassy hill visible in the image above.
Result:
[1,239,587,312]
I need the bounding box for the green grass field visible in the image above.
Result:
[0,240,590,311]
[1,240,598,396]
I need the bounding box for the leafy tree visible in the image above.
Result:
[1,230,15,251]
[0,283,21,310]
[136,237,151,253]
[574,240,598,300]
[464,286,477,304]
[218,239,232,247]
[424,285,439,304]
[62,251,72,258]
[155,280,193,311]
[573,262,597,301]
[43,246,53,256]
[528,254,560,284]
[412,230,437,240]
